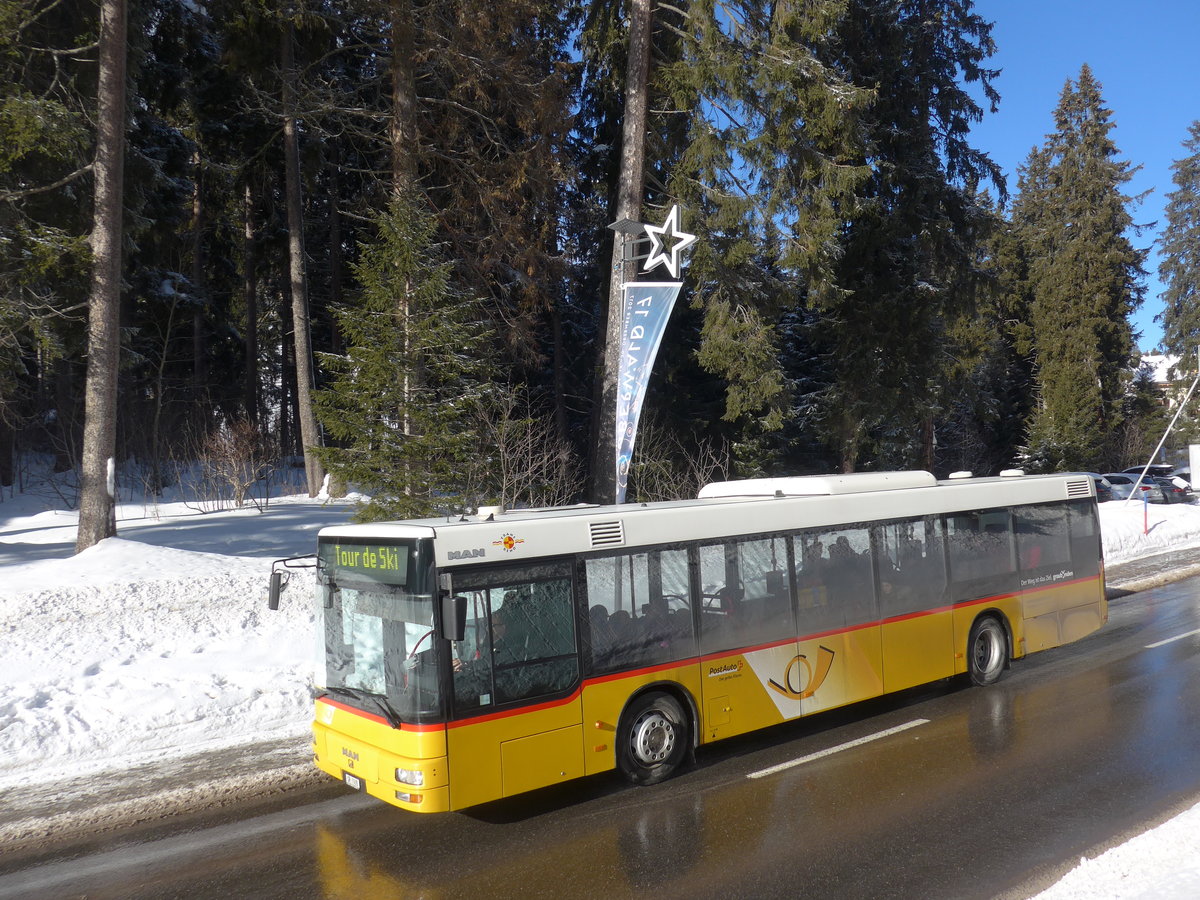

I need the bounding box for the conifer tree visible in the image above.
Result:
[799,0,1003,472]
[0,1,94,482]
[934,195,1035,475]
[1013,65,1145,471]
[1157,120,1200,442]
[675,0,871,427]
[1159,122,1200,364]
[315,190,497,521]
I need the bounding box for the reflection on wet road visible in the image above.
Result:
[4,578,1200,900]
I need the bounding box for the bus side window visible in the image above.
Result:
[876,519,944,618]
[1066,499,1101,578]
[826,531,874,610]
[584,548,696,673]
[450,562,579,711]
[493,578,578,703]
[1014,504,1071,572]
[698,537,789,654]
[947,510,1015,582]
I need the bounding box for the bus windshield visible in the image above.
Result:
[317,538,442,725]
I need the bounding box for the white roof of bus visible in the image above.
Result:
[317,471,1095,567]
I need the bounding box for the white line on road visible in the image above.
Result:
[1145,628,1200,649]
[747,718,930,780]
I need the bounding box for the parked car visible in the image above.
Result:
[1102,473,1137,501]
[1122,464,1193,498]
[1104,473,1164,503]
[1122,464,1176,479]
[1077,472,1113,502]
[1152,476,1191,503]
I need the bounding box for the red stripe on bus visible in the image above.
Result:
[315,696,441,731]
[585,658,693,685]
[446,687,586,728]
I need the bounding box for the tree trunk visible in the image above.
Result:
[281,24,325,497]
[594,0,652,503]
[391,1,417,191]
[52,358,75,473]
[327,166,343,354]
[243,180,259,424]
[391,3,418,488]
[280,325,292,459]
[191,148,209,432]
[0,418,13,488]
[552,304,568,442]
[77,0,127,552]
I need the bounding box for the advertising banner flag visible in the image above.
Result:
[615,282,682,503]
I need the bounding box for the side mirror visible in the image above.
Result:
[268,570,283,610]
[441,594,467,642]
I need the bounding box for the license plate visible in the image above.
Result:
[343,772,363,791]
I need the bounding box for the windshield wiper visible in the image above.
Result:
[318,685,404,729]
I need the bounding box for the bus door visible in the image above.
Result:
[697,536,798,739]
[876,517,952,693]
[446,560,583,808]
[791,526,883,714]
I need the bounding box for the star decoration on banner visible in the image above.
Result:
[641,204,696,280]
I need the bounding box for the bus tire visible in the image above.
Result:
[617,691,689,786]
[968,616,1008,686]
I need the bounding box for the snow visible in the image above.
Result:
[2,482,1200,895]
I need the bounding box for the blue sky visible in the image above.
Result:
[968,0,1199,353]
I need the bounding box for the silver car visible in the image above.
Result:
[1103,473,1164,503]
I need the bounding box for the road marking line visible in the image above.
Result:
[747,718,930,780]
[1145,628,1200,649]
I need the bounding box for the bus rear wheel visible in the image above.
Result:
[618,692,689,786]
[968,616,1008,686]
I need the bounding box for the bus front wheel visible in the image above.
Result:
[618,692,689,786]
[968,616,1008,686]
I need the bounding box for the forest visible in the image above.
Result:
[3,0,1200,537]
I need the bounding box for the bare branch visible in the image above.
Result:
[0,162,94,202]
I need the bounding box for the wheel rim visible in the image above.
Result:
[974,624,1003,676]
[629,708,676,766]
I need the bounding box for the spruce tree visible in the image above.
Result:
[801,0,1003,472]
[1157,120,1200,443]
[315,190,497,521]
[1159,122,1200,366]
[934,195,1036,475]
[1013,65,1145,471]
[0,1,95,482]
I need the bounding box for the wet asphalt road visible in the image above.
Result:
[3,571,1200,900]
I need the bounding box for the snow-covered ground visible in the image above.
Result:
[1,481,1199,895]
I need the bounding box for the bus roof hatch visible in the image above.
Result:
[698,471,937,499]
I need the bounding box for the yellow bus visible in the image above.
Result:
[290,470,1106,813]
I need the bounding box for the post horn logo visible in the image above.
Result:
[768,646,836,700]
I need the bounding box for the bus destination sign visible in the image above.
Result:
[329,543,408,581]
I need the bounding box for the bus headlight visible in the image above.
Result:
[396,767,425,786]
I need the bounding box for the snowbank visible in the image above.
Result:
[1095,496,1200,565]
